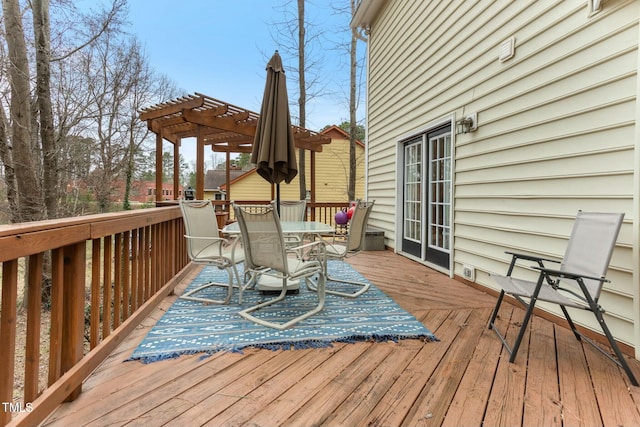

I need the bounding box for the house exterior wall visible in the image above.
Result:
[312,130,365,202]
[362,0,640,348]
[229,130,365,203]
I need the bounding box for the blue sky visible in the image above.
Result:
[126,0,363,132]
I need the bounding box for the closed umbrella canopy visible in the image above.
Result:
[251,51,298,185]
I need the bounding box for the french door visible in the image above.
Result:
[401,125,452,269]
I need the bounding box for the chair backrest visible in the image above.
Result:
[233,201,288,274]
[345,200,375,253]
[179,200,220,260]
[276,200,307,221]
[561,211,624,300]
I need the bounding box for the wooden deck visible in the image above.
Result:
[41,250,640,426]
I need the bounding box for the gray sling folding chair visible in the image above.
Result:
[488,211,638,386]
[179,200,246,304]
[232,201,326,330]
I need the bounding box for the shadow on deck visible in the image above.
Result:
[41,250,640,427]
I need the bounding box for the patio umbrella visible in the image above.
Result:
[251,50,298,213]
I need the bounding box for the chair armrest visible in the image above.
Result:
[290,240,326,260]
[505,251,560,264]
[290,239,326,253]
[531,265,609,283]
[185,235,238,259]
[184,235,227,244]
[504,250,560,277]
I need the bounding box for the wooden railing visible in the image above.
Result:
[209,200,351,227]
[0,207,189,427]
[0,201,349,426]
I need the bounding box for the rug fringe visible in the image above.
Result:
[128,333,438,364]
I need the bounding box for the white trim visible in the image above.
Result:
[397,114,456,143]
[632,12,640,359]
[394,141,403,254]
[421,133,428,260]
[450,126,456,279]
[363,29,371,201]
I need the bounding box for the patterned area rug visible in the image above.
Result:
[128,260,437,363]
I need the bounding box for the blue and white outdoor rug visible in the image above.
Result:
[128,260,437,363]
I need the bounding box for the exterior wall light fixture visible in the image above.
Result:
[456,113,477,134]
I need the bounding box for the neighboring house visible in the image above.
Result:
[204,167,246,201]
[225,125,365,202]
[352,1,640,354]
[127,181,182,203]
[68,180,181,204]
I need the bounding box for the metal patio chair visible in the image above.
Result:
[311,199,375,298]
[276,199,307,221]
[274,199,307,246]
[488,211,638,386]
[232,201,327,330]
[179,200,246,304]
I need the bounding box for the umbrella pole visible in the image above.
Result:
[276,184,281,216]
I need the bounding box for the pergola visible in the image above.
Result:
[139,93,332,203]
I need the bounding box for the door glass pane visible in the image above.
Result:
[428,134,451,252]
[404,142,421,243]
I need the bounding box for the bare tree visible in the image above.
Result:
[270,0,327,200]
[2,0,45,223]
[82,35,141,211]
[33,0,58,218]
[0,100,19,222]
[330,0,367,201]
[296,0,307,200]
[0,0,128,221]
[121,50,179,210]
[347,0,358,201]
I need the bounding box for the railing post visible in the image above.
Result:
[25,254,43,403]
[0,260,18,427]
[48,249,64,386]
[102,237,112,339]
[90,239,101,349]
[61,242,86,401]
[113,234,122,328]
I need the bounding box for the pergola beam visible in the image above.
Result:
[181,108,256,137]
[140,95,204,120]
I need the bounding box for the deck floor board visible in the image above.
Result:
[41,250,640,426]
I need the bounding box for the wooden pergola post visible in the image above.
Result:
[196,125,205,200]
[173,139,180,199]
[155,132,163,202]
[310,151,316,220]
[225,151,231,208]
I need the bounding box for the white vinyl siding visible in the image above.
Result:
[364,0,639,346]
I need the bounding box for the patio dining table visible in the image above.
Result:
[222,220,334,291]
[222,220,334,236]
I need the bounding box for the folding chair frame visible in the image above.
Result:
[489,244,638,387]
